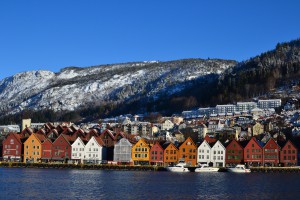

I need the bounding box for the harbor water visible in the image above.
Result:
[1,168,299,199]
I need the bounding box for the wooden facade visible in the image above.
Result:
[2,133,23,162]
[263,138,280,166]
[131,138,150,165]
[41,138,53,162]
[244,137,263,167]
[149,142,164,166]
[52,134,72,162]
[280,140,298,167]
[163,142,179,166]
[178,137,197,166]
[226,139,244,165]
[23,133,45,163]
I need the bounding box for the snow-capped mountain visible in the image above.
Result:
[0,59,236,115]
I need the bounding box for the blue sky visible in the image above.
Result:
[0,0,299,80]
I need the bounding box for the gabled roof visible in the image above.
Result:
[204,135,217,144]
[226,139,244,149]
[20,127,33,137]
[101,129,115,139]
[36,128,46,135]
[93,136,105,146]
[246,137,263,148]
[53,134,73,145]
[264,137,280,149]
[199,140,212,149]
[42,138,53,145]
[4,132,23,144]
[178,137,197,148]
[150,141,164,151]
[46,129,59,138]
[133,138,151,149]
[114,131,125,141]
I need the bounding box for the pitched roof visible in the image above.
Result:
[93,136,105,146]
[35,133,46,143]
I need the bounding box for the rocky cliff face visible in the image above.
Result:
[0,59,236,115]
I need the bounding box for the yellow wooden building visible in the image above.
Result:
[23,133,46,163]
[131,138,150,165]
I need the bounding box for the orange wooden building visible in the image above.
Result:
[178,137,197,166]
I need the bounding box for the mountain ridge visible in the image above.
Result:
[0,58,236,120]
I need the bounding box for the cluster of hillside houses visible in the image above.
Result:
[1,99,299,167]
[182,99,282,118]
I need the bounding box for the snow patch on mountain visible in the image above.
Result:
[0,59,236,115]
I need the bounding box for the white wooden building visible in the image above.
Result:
[211,140,226,167]
[83,136,106,164]
[71,137,86,164]
[197,140,212,165]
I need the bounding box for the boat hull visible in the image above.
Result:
[166,167,190,172]
[195,168,219,172]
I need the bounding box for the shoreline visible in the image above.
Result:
[1,162,300,172]
[0,162,166,171]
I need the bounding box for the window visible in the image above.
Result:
[37,146,39,149]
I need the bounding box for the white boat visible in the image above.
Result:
[227,164,251,173]
[166,162,190,172]
[195,164,219,172]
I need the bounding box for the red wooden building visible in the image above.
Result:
[41,138,53,162]
[280,140,298,167]
[225,139,244,166]
[52,134,72,162]
[244,137,263,167]
[263,138,280,167]
[149,142,164,166]
[2,133,24,162]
